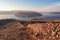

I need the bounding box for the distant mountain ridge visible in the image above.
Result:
[15,11,42,18]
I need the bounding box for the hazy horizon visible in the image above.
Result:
[0,0,60,12]
[0,0,60,20]
[0,12,60,20]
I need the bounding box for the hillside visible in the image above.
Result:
[0,19,17,27]
[0,19,60,40]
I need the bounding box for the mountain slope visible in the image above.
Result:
[0,19,60,40]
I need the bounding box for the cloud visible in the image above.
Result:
[37,2,60,12]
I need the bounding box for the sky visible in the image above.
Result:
[0,0,60,12]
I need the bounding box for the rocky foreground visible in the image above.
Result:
[0,19,60,40]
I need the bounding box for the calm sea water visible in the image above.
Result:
[0,12,60,20]
[0,14,14,19]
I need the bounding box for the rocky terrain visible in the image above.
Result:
[0,19,60,40]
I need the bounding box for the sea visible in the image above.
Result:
[0,12,60,20]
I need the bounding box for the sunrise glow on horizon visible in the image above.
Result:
[0,0,60,12]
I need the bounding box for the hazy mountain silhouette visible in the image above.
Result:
[15,11,42,18]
